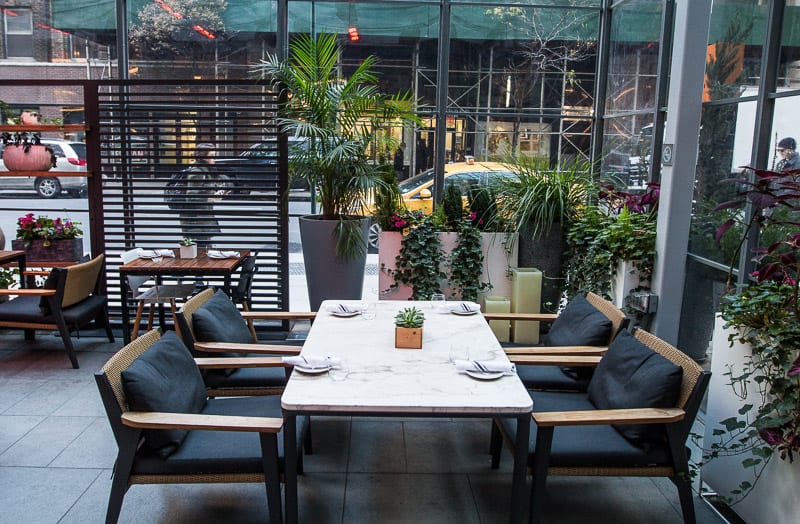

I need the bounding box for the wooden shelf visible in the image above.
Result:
[0,124,87,133]
[0,170,91,177]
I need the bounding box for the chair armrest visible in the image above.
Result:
[0,288,56,296]
[504,345,607,356]
[508,355,602,366]
[241,311,316,321]
[194,341,302,355]
[532,407,686,427]
[194,356,286,369]
[122,411,283,432]
[483,313,558,322]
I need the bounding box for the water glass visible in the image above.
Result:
[329,360,350,381]
[449,345,469,364]
[431,293,446,311]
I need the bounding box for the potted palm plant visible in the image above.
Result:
[254,34,419,310]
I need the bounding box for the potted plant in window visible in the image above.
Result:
[254,33,419,310]
[0,108,57,172]
[179,237,197,259]
[394,306,425,349]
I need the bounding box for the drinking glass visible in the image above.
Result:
[431,293,446,311]
[329,360,350,381]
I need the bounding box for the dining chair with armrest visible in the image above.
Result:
[176,288,316,397]
[0,254,114,368]
[229,254,258,340]
[490,328,711,524]
[95,329,309,524]
[483,291,629,391]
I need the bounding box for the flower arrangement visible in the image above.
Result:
[15,213,83,247]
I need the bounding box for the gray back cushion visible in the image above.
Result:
[545,293,612,347]
[192,289,253,344]
[587,329,683,445]
[121,331,207,457]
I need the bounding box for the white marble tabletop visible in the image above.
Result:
[281,300,533,415]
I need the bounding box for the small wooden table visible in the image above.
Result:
[0,250,27,288]
[119,249,249,343]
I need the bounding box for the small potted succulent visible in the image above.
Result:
[394,306,425,349]
[179,237,197,259]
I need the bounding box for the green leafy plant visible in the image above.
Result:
[696,166,800,503]
[448,218,491,302]
[468,186,500,232]
[180,237,197,246]
[373,166,404,231]
[386,214,446,300]
[254,33,419,259]
[442,183,464,230]
[15,213,82,247]
[394,306,425,328]
[564,183,659,303]
[0,267,17,289]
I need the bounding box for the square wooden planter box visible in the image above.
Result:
[11,238,83,262]
[395,326,423,349]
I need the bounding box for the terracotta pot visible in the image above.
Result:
[2,144,54,171]
[20,111,40,125]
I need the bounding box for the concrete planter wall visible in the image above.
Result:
[378,231,518,306]
[702,315,800,523]
[610,260,648,308]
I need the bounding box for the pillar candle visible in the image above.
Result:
[484,295,511,342]
[511,268,541,344]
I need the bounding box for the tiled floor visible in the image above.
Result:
[0,331,727,523]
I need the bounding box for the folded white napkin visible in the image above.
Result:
[326,303,365,314]
[207,250,240,259]
[136,248,175,259]
[447,302,481,313]
[454,359,516,375]
[282,355,342,369]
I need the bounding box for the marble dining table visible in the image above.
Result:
[281,299,533,524]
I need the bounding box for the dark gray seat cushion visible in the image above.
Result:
[587,329,683,444]
[121,331,207,457]
[132,395,309,475]
[498,390,669,467]
[203,364,289,389]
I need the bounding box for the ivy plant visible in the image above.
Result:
[448,218,491,302]
[386,214,446,300]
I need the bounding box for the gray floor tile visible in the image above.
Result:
[2,378,87,416]
[0,414,44,454]
[0,466,103,524]
[404,418,501,473]
[348,419,407,473]
[0,415,95,466]
[343,473,480,524]
[302,417,351,473]
[0,378,47,414]
[50,417,116,469]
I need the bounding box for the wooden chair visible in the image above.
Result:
[490,328,711,524]
[0,254,114,368]
[121,249,196,339]
[484,291,629,391]
[176,288,316,397]
[95,329,309,524]
[229,254,258,340]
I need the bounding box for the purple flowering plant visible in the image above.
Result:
[16,212,83,247]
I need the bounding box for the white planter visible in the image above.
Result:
[610,260,648,308]
[702,314,800,524]
[179,244,197,259]
[378,231,517,306]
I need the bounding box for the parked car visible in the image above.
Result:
[214,138,309,193]
[0,139,87,198]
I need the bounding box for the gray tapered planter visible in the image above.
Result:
[299,215,370,311]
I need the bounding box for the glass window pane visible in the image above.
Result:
[706,1,766,101]
[5,8,32,33]
[605,1,663,113]
[600,115,652,187]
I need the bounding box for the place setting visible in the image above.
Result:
[453,358,516,380]
[206,249,241,259]
[282,354,349,380]
[326,302,372,318]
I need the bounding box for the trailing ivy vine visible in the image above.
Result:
[386,215,446,300]
[448,218,491,302]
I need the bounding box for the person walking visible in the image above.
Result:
[393,143,405,180]
[179,143,228,249]
[775,137,800,172]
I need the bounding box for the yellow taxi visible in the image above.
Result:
[395,160,515,214]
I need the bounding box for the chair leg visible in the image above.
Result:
[672,477,697,524]
[132,300,146,340]
[259,433,282,524]
[529,426,554,524]
[54,317,79,369]
[242,302,257,342]
[147,304,156,333]
[490,419,502,468]
[169,299,181,338]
